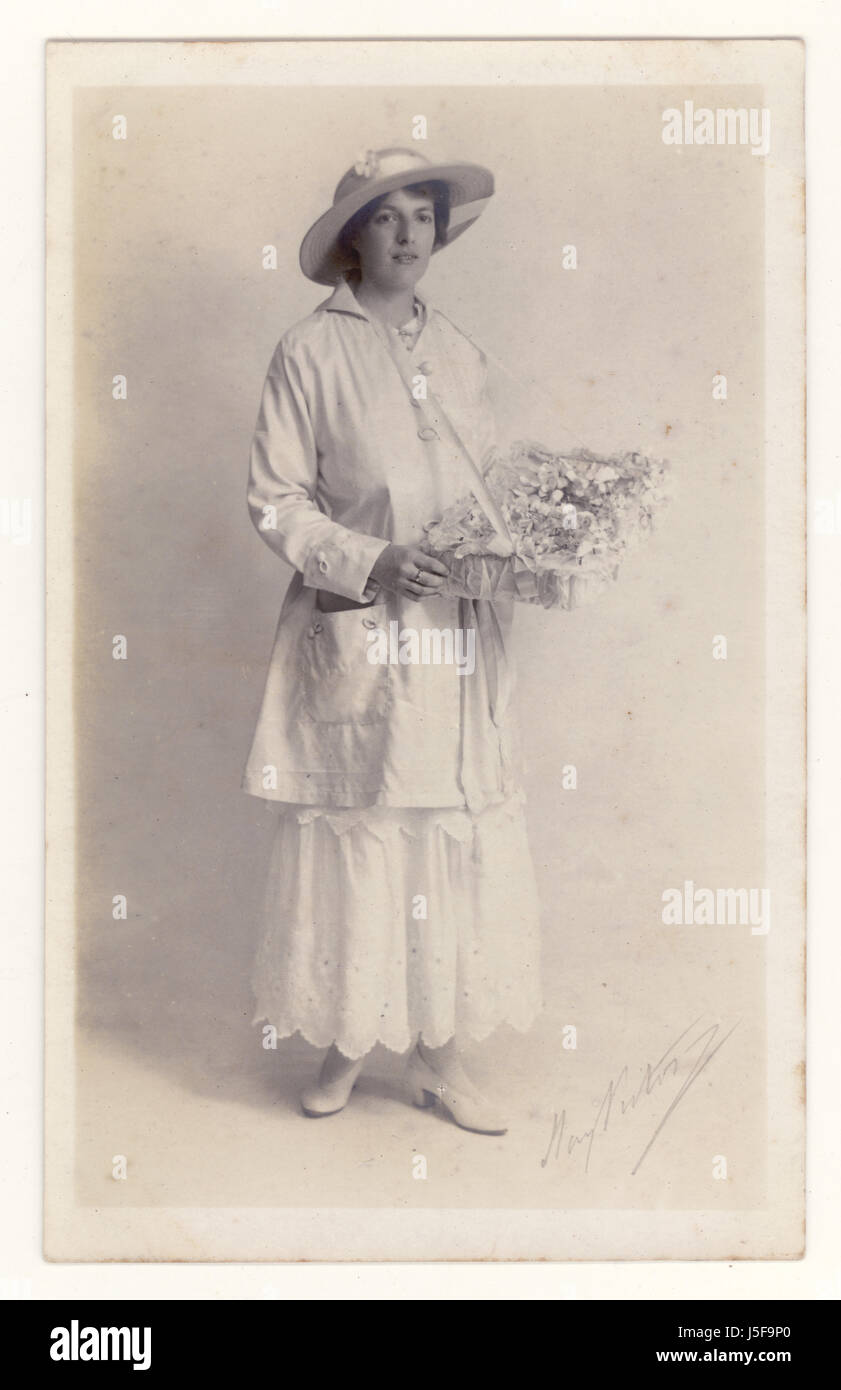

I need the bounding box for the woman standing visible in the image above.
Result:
[244,147,542,1134]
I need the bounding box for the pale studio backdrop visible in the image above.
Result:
[71,83,766,1210]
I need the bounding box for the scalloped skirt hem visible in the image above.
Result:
[250,1004,544,1061]
[250,790,543,1061]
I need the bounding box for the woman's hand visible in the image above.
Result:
[369,544,450,602]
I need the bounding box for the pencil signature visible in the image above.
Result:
[540,1015,741,1176]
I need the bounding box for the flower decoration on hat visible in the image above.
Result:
[353,149,380,179]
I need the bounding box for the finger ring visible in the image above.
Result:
[414,568,423,584]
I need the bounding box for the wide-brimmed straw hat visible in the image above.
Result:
[299,146,494,286]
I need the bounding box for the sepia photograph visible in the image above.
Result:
[44,37,805,1262]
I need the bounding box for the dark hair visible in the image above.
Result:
[338,180,451,268]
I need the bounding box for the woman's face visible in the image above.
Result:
[350,186,436,291]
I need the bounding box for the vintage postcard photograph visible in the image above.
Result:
[45,37,805,1261]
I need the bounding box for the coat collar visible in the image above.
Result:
[320,275,432,324]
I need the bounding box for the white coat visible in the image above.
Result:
[241,277,522,812]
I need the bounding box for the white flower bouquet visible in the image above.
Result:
[421,440,672,610]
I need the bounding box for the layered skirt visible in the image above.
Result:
[250,789,543,1059]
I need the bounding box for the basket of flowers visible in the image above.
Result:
[421,440,672,610]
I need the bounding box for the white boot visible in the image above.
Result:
[300,1045,366,1118]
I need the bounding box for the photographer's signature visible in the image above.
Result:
[540,1016,740,1175]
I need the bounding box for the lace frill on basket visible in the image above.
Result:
[431,551,618,610]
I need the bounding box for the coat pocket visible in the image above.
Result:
[299,603,391,725]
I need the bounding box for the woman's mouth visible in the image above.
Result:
[393,253,418,264]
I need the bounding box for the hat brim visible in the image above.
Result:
[299,161,494,286]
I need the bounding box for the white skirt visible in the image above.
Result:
[250,790,543,1059]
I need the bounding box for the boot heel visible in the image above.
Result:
[408,1081,436,1109]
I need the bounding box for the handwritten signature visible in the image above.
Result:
[540,1015,741,1175]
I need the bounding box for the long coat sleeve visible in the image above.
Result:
[248,344,390,604]
[242,277,522,812]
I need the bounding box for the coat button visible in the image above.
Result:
[318,559,329,573]
[362,617,378,629]
[418,427,439,441]
[417,361,433,375]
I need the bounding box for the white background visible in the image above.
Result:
[2,0,837,1300]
